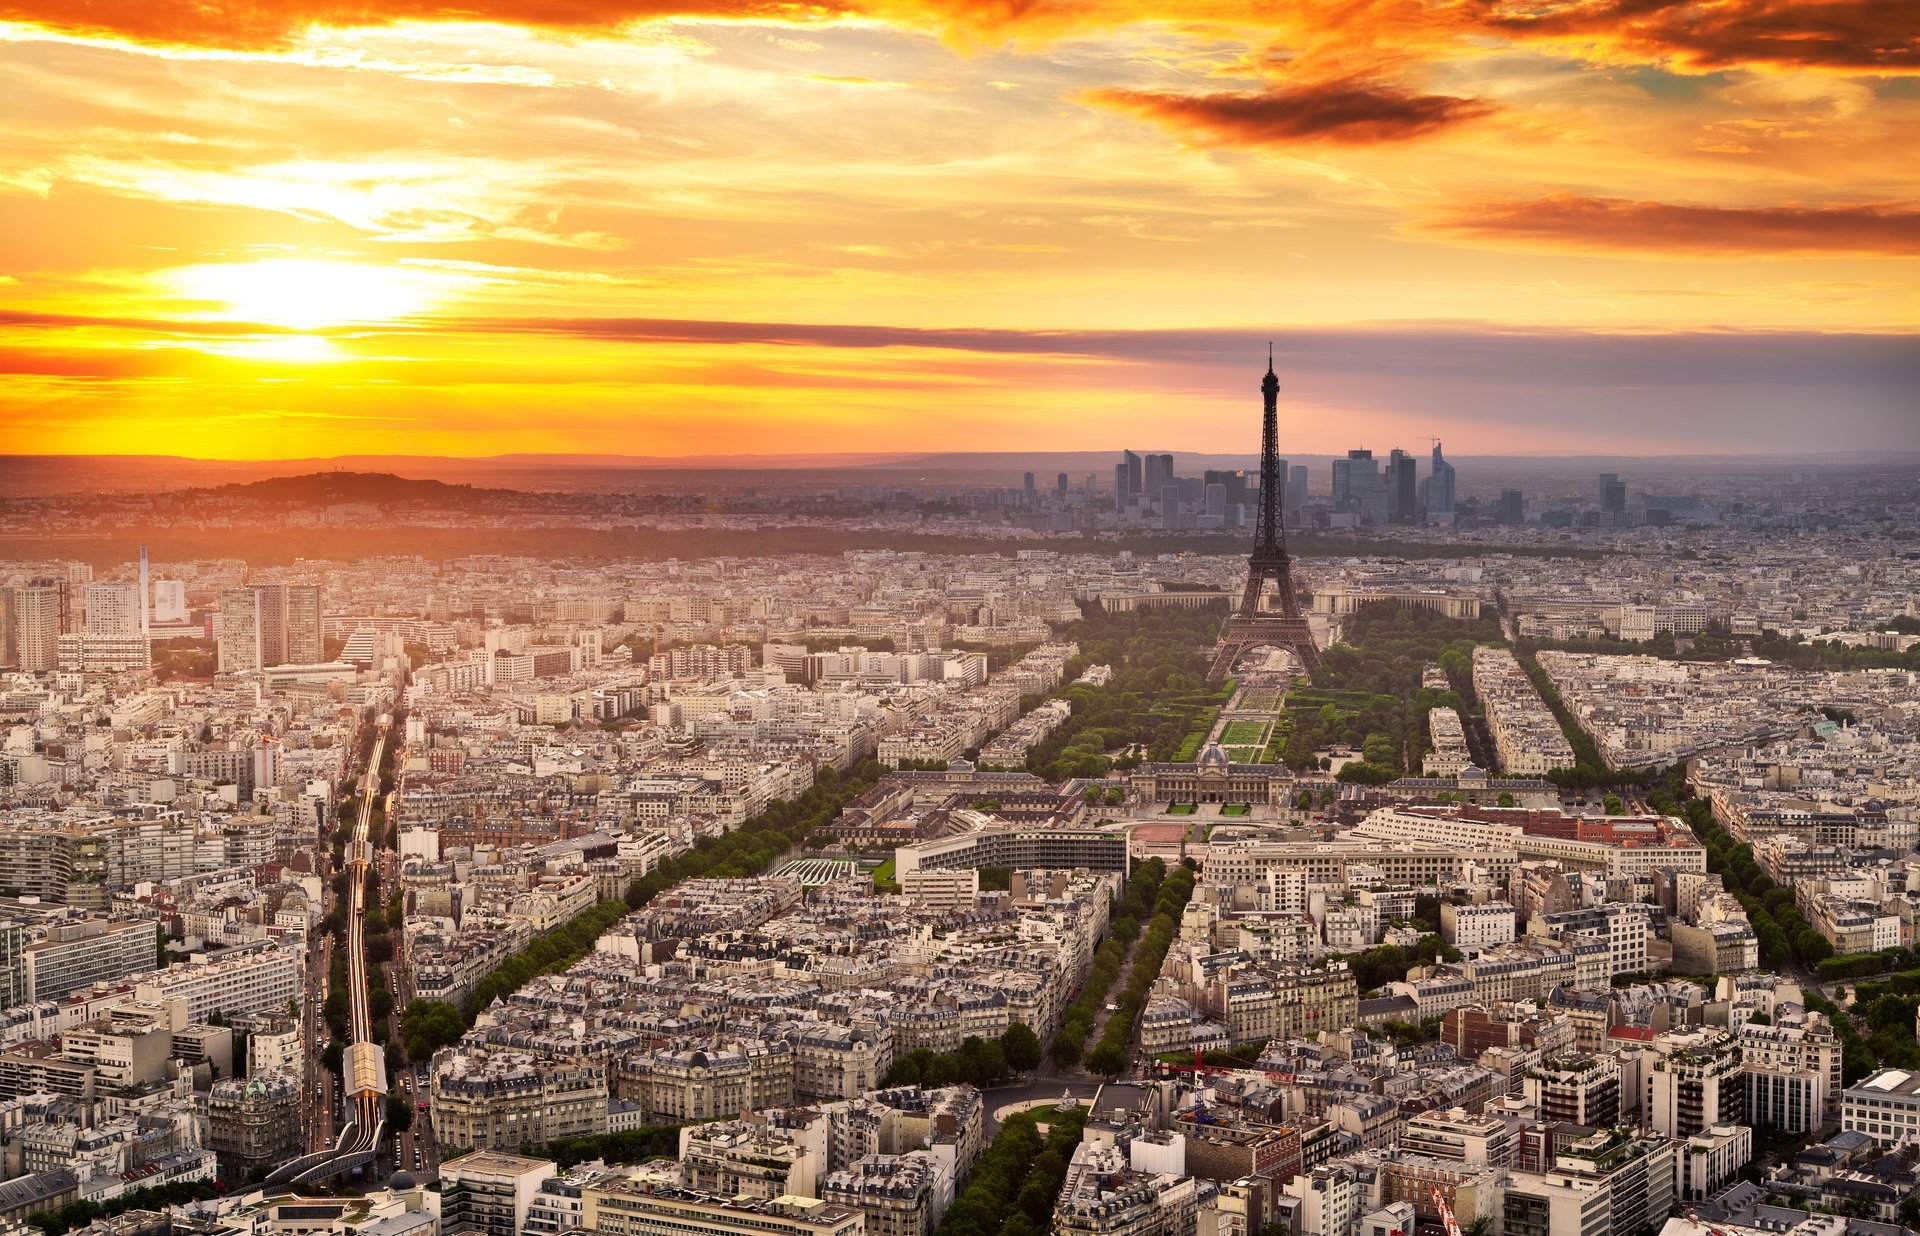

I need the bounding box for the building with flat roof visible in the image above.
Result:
[442,1151,558,1236]
[1842,1068,1920,1147]
[895,824,1127,877]
[584,1181,863,1236]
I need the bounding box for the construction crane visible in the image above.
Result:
[1430,1184,1462,1236]
[1162,1048,1226,1127]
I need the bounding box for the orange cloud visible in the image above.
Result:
[1082,79,1494,147]
[0,0,829,49]
[1479,0,1920,74]
[1426,194,1920,257]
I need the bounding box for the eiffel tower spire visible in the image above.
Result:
[1208,351,1320,681]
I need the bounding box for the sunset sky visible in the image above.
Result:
[1,1,1915,459]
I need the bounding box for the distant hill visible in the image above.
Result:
[201,471,521,506]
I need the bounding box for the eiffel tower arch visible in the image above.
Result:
[1207,351,1321,682]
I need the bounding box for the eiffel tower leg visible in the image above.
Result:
[1208,637,1249,683]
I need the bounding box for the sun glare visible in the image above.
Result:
[166,258,448,330]
[199,334,346,362]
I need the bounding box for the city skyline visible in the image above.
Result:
[2,4,1915,458]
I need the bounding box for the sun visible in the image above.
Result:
[165,258,453,330]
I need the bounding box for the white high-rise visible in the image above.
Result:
[83,582,143,635]
[153,581,189,624]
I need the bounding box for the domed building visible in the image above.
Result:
[207,1069,302,1179]
[1128,740,1294,806]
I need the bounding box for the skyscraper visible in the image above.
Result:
[1387,449,1418,525]
[218,583,324,671]
[1287,465,1309,517]
[1056,472,1068,500]
[16,577,69,674]
[218,587,263,673]
[1142,452,1174,505]
[1116,449,1142,511]
[1499,489,1525,525]
[1600,473,1627,513]
[1333,449,1382,521]
[1420,440,1457,524]
[284,585,324,664]
[1022,472,1036,506]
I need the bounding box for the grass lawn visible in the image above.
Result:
[1225,746,1262,763]
[1167,802,1197,815]
[1220,803,1250,816]
[870,857,896,886]
[1220,720,1268,745]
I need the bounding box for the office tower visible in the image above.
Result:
[1600,473,1627,513]
[1331,449,1375,501]
[1498,489,1525,525]
[1115,449,1142,511]
[1203,469,1249,528]
[1209,351,1320,679]
[1287,465,1308,515]
[1056,472,1068,499]
[83,582,142,635]
[1141,452,1174,502]
[1022,472,1035,505]
[152,581,188,624]
[1387,449,1418,525]
[1333,449,1382,521]
[1161,482,1181,528]
[283,584,324,663]
[1420,440,1457,523]
[0,589,15,669]
[16,577,69,673]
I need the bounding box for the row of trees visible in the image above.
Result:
[1671,791,1835,969]
[1510,644,1692,791]
[1277,603,1499,780]
[1085,863,1197,1078]
[628,758,886,904]
[1050,859,1172,1066]
[932,1106,1088,1236]
[27,1181,225,1236]
[1523,622,1920,673]
[882,1023,1045,1089]
[1021,604,1229,782]
[391,758,891,1059]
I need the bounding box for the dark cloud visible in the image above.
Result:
[440,315,1920,390]
[1427,194,1920,256]
[1479,0,1920,73]
[0,309,297,335]
[1081,79,1493,146]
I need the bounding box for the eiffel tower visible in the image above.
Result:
[1207,349,1321,681]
